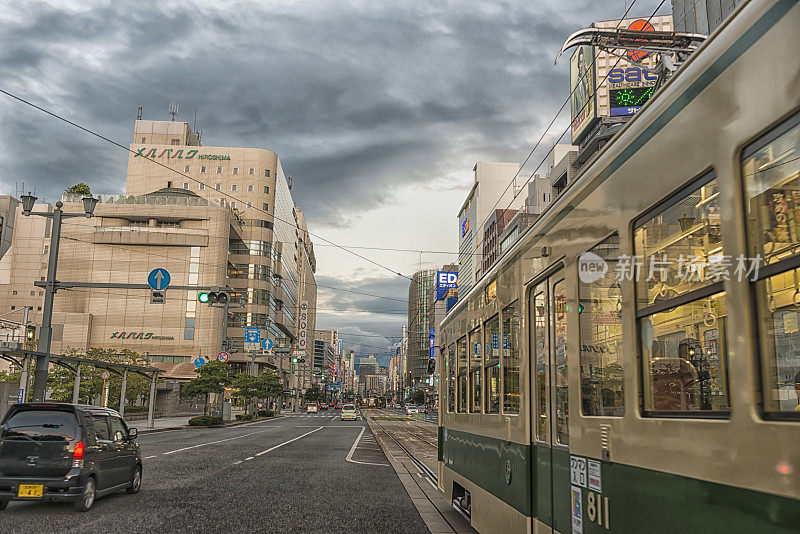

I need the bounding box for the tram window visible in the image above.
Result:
[635,173,731,416]
[503,302,521,415]
[533,288,547,439]
[457,337,468,413]
[484,315,500,414]
[742,114,800,417]
[469,327,482,413]
[553,280,569,444]
[578,234,624,416]
[640,293,730,413]
[448,343,456,413]
[634,174,722,310]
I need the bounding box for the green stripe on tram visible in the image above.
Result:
[442,428,800,532]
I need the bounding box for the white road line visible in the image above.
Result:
[294,425,363,428]
[144,455,156,459]
[161,428,277,455]
[250,426,324,458]
[345,427,389,467]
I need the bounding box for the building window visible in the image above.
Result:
[469,326,482,413]
[230,202,236,209]
[37,306,41,311]
[11,291,16,295]
[183,182,189,189]
[457,337,467,413]
[635,172,730,415]
[248,185,254,192]
[233,168,239,175]
[43,245,48,255]
[215,184,221,191]
[483,315,500,414]
[167,181,173,188]
[231,184,238,192]
[249,168,255,176]
[216,167,222,174]
[184,318,195,340]
[247,202,252,208]
[579,234,624,416]
[171,138,180,145]
[262,203,268,212]
[502,302,520,415]
[184,166,190,173]
[265,169,270,177]
[10,306,14,310]
[199,183,205,191]
[141,137,146,143]
[201,166,207,173]
[264,186,269,194]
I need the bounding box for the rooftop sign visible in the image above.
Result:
[133,147,230,160]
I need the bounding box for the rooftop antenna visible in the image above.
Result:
[169,102,179,121]
[137,106,142,120]
[193,109,197,133]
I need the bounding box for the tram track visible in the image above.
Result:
[368,412,438,488]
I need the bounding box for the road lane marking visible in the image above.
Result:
[294,425,363,428]
[144,455,156,459]
[241,426,324,461]
[345,427,389,467]
[161,428,278,455]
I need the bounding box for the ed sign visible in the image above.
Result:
[436,271,458,300]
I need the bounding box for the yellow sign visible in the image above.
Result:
[18,484,43,498]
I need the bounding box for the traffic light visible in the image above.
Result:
[198,291,229,305]
[198,292,210,303]
[427,358,436,374]
[292,357,298,363]
[25,325,35,340]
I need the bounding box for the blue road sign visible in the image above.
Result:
[245,327,261,343]
[261,337,274,350]
[492,332,500,350]
[194,357,205,368]
[148,268,171,291]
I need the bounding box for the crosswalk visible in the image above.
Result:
[286,414,363,421]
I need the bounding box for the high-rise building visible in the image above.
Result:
[0,118,316,388]
[358,355,379,377]
[408,269,436,389]
[457,162,522,295]
[294,208,317,372]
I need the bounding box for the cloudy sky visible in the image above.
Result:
[0,0,669,363]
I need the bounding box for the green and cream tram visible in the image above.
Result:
[437,1,800,532]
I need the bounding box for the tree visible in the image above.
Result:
[410,389,425,405]
[305,384,323,403]
[182,360,233,415]
[255,370,282,400]
[231,373,259,415]
[64,182,91,196]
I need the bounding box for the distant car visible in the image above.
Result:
[0,403,142,512]
[319,403,328,411]
[307,403,318,414]
[341,404,357,421]
[405,404,419,415]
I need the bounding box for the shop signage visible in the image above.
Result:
[109,331,175,341]
[133,147,230,160]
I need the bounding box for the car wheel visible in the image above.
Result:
[74,477,96,512]
[126,465,142,494]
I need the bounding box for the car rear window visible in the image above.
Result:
[343,405,355,410]
[1,409,78,441]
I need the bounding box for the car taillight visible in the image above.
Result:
[72,442,84,468]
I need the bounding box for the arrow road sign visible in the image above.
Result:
[217,352,229,363]
[147,268,171,291]
[245,327,261,343]
[261,338,274,350]
[194,357,205,368]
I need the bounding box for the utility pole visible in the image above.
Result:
[19,193,99,402]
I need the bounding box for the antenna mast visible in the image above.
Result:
[169,102,179,121]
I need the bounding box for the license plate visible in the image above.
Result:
[18,484,43,498]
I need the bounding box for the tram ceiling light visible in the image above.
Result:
[20,192,37,215]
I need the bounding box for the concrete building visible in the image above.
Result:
[457,162,522,295]
[358,355,379,377]
[0,196,19,260]
[0,118,316,387]
[408,269,436,389]
[294,207,317,375]
[482,209,518,273]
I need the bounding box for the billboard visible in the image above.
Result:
[570,44,597,144]
[436,271,459,300]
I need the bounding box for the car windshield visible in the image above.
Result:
[0,410,77,441]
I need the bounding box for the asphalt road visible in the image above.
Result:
[0,412,429,534]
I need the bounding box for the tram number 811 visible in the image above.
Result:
[586,491,610,530]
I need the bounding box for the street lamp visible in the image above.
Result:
[20,192,98,401]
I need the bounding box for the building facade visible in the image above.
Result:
[407,269,436,389]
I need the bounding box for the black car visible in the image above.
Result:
[0,403,142,511]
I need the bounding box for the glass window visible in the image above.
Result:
[533,287,547,439]
[109,417,127,443]
[215,183,221,191]
[1,410,77,441]
[484,315,500,414]
[216,167,222,174]
[184,328,194,340]
[553,279,569,445]
[265,169,271,177]
[93,415,110,441]
[448,344,456,413]
[469,327,482,413]
[636,173,731,415]
[264,186,270,194]
[743,114,800,416]
[249,168,255,176]
[634,175,722,309]
[199,183,205,190]
[233,168,239,175]
[457,337,467,413]
[502,302,520,414]
[579,234,624,416]
[232,184,238,191]
[248,184,254,192]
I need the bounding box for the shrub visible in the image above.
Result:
[257,409,275,417]
[235,414,254,421]
[188,415,223,426]
[124,406,149,413]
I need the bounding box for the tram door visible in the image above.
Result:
[530,271,570,533]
